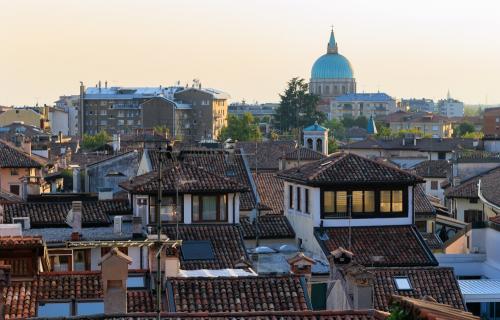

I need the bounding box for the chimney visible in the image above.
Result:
[344,265,374,310]
[113,216,123,234]
[100,248,132,315]
[112,134,121,152]
[98,80,102,92]
[72,166,81,193]
[21,137,32,156]
[105,81,108,89]
[70,201,82,236]
[288,252,315,280]
[163,247,180,281]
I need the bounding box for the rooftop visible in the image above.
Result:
[342,136,476,153]
[240,215,295,240]
[278,152,423,187]
[0,140,45,168]
[252,171,284,215]
[161,224,248,270]
[315,225,437,267]
[166,275,310,313]
[413,160,450,178]
[280,147,326,161]
[236,140,296,171]
[335,93,394,102]
[390,295,476,320]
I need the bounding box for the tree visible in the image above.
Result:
[219,113,262,142]
[275,77,325,132]
[455,121,475,137]
[323,119,346,141]
[375,126,393,138]
[327,138,338,154]
[396,128,432,138]
[81,131,110,151]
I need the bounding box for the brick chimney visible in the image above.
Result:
[21,137,31,156]
[99,247,132,314]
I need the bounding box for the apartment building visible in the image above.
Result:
[385,111,453,138]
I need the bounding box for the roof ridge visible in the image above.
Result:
[307,152,346,181]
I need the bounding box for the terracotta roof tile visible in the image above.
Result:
[0,140,44,168]
[280,147,326,161]
[161,224,248,270]
[240,215,295,239]
[2,200,131,227]
[278,153,423,186]
[2,272,154,319]
[148,149,256,211]
[371,267,466,311]
[414,184,436,217]
[237,141,297,170]
[0,236,43,249]
[167,275,309,313]
[315,226,437,267]
[413,160,450,178]
[390,295,478,320]
[252,171,284,215]
[420,233,444,250]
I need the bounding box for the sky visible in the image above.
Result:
[1,0,500,106]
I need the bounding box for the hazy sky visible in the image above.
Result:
[1,0,500,106]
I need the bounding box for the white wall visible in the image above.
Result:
[90,247,145,270]
[424,177,446,202]
[49,109,69,136]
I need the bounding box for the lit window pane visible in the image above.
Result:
[336,191,347,213]
[324,191,335,213]
[364,191,375,212]
[392,190,403,212]
[380,191,391,212]
[352,191,363,212]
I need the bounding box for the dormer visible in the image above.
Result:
[120,162,248,228]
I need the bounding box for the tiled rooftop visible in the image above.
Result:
[478,168,500,207]
[236,141,297,171]
[414,184,436,218]
[315,226,437,267]
[252,171,284,215]
[278,152,423,186]
[147,149,256,211]
[342,137,475,153]
[0,140,45,168]
[120,162,248,195]
[167,275,310,313]
[413,160,450,178]
[280,147,326,161]
[0,236,43,249]
[2,272,154,319]
[390,295,478,320]
[370,267,466,311]
[240,215,295,239]
[2,200,131,227]
[161,224,248,270]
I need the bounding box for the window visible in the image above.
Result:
[118,119,125,125]
[430,180,438,190]
[289,186,294,209]
[305,189,310,214]
[149,196,182,223]
[192,195,228,222]
[394,277,412,290]
[352,191,363,213]
[336,191,347,213]
[432,125,439,131]
[49,254,72,271]
[181,240,215,260]
[438,152,446,160]
[127,276,146,288]
[100,120,107,126]
[364,191,375,212]
[76,301,104,316]
[297,187,301,211]
[9,184,20,195]
[73,250,90,271]
[464,210,483,224]
[10,168,18,176]
[37,302,71,317]
[380,190,403,213]
[324,191,335,213]
[469,198,478,204]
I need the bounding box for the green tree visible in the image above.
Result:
[81,131,110,150]
[455,121,475,137]
[323,119,346,141]
[327,138,338,154]
[275,77,325,132]
[340,116,367,129]
[375,126,393,138]
[396,128,432,138]
[219,113,262,142]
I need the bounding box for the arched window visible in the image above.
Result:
[307,138,313,149]
[342,86,346,94]
[334,86,339,95]
[316,138,323,152]
[325,85,330,94]
[318,85,322,94]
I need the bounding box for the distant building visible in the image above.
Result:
[54,95,80,136]
[48,107,69,136]
[400,98,435,113]
[329,92,396,120]
[310,30,356,109]
[77,82,229,142]
[228,102,278,119]
[384,111,454,138]
[0,108,43,128]
[483,107,500,137]
[437,92,464,118]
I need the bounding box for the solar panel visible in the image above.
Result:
[181,240,215,261]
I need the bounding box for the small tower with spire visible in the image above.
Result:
[366,114,377,135]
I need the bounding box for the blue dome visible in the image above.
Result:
[311,53,354,79]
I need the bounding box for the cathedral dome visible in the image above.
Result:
[311,30,354,79]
